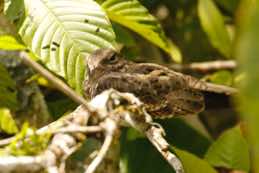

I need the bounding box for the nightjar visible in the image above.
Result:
[84,49,205,118]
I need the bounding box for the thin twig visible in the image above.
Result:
[0,156,43,172]
[19,51,91,110]
[54,126,103,134]
[145,126,184,173]
[85,118,117,173]
[0,115,72,147]
[170,60,237,72]
[85,134,114,173]
[0,106,87,147]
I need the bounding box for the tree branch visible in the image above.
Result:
[170,60,237,72]
[19,51,90,109]
[0,89,185,173]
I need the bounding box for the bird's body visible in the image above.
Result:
[84,49,205,118]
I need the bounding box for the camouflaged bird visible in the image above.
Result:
[83,49,206,118]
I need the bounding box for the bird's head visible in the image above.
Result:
[86,48,124,75]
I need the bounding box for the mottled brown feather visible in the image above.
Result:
[84,49,205,118]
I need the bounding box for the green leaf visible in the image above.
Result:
[0,108,18,134]
[112,23,136,46]
[159,118,211,157]
[18,0,116,93]
[0,35,26,50]
[205,127,250,172]
[8,123,50,155]
[214,0,240,14]
[102,0,182,63]
[235,1,259,172]
[120,127,216,173]
[198,0,231,58]
[0,63,17,109]
[120,129,177,173]
[4,0,25,22]
[205,70,233,86]
[174,148,218,173]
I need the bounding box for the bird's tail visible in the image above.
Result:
[183,75,238,95]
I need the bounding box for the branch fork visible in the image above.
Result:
[0,89,185,173]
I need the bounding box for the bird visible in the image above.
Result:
[83,48,235,119]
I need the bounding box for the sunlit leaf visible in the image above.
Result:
[205,127,250,172]
[18,0,116,93]
[8,123,50,156]
[0,35,26,50]
[0,108,18,134]
[102,0,182,63]
[198,0,231,58]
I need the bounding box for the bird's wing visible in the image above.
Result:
[165,88,205,115]
[135,63,238,94]
[90,70,188,102]
[91,72,156,100]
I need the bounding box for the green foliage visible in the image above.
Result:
[18,0,116,93]
[204,70,233,86]
[120,130,176,173]
[8,123,50,156]
[214,0,240,14]
[4,0,25,23]
[205,127,250,172]
[0,35,25,50]
[159,119,211,157]
[120,119,214,173]
[235,1,259,172]
[0,108,18,134]
[0,0,256,172]
[112,24,136,47]
[174,148,217,173]
[0,63,17,109]
[102,0,182,63]
[198,0,232,58]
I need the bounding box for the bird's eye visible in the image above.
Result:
[104,53,118,64]
[109,54,117,62]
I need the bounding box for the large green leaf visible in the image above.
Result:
[198,0,231,58]
[174,148,217,173]
[0,108,18,134]
[205,127,250,172]
[214,0,240,14]
[235,1,259,172]
[159,119,211,157]
[102,0,182,63]
[0,63,17,109]
[18,0,116,93]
